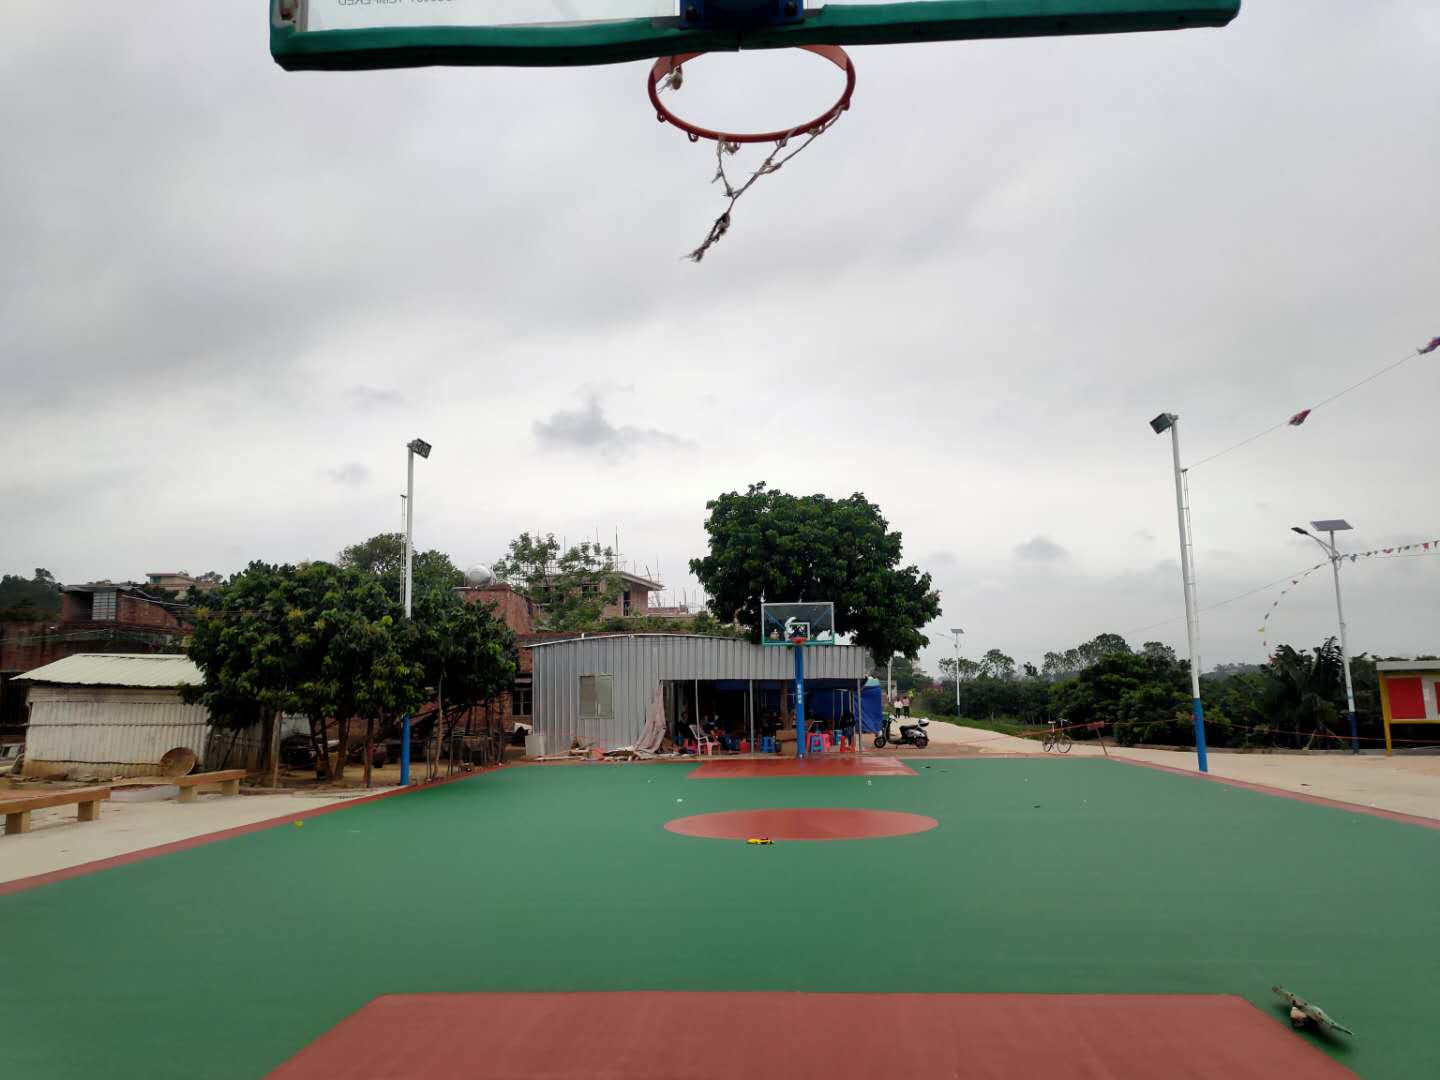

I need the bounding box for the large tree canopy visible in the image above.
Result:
[492,531,622,631]
[689,483,940,664]
[185,554,515,784]
[338,532,462,605]
[0,568,61,620]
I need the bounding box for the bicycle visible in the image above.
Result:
[1042,719,1073,754]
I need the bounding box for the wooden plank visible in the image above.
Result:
[0,786,112,816]
[5,810,32,836]
[77,798,101,822]
[172,769,247,788]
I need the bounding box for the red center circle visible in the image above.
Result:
[665,808,937,841]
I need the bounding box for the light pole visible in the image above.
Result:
[400,437,431,786]
[950,628,964,718]
[1291,520,1359,753]
[403,438,432,619]
[1150,412,1208,773]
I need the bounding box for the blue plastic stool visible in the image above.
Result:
[760,736,776,754]
[807,734,825,754]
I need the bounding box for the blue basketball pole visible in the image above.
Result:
[794,644,806,757]
[400,714,411,786]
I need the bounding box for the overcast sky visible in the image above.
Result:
[2,1,1437,675]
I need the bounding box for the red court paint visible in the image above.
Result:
[690,756,915,778]
[0,767,502,898]
[1112,756,1440,831]
[266,992,1357,1079]
[665,807,937,840]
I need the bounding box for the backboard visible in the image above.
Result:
[270,1,1241,71]
[761,602,836,647]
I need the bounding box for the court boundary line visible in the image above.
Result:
[0,766,502,898]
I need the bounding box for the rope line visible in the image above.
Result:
[1191,338,1438,469]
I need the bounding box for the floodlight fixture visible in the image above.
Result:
[407,438,432,459]
[1149,412,1177,434]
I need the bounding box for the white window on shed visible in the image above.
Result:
[92,590,117,621]
[579,674,614,720]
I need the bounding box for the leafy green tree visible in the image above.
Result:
[492,531,622,631]
[1142,641,1178,665]
[938,656,982,683]
[184,562,320,775]
[874,655,932,694]
[689,483,941,664]
[1049,649,1189,745]
[408,587,519,779]
[338,532,462,605]
[980,649,1016,681]
[0,568,61,619]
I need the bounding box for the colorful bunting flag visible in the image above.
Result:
[1419,336,1440,355]
[1287,408,1312,426]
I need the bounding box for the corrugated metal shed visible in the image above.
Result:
[15,653,262,778]
[530,634,872,752]
[16,652,200,688]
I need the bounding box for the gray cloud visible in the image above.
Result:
[532,393,690,457]
[325,463,370,486]
[2,0,1436,676]
[349,386,404,410]
[1014,536,1068,563]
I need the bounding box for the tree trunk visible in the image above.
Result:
[334,716,350,781]
[429,678,445,782]
[308,715,332,780]
[268,709,281,789]
[363,715,374,789]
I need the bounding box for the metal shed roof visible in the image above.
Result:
[526,633,872,679]
[15,653,201,688]
[1375,660,1440,672]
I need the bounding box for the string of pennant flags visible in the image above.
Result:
[1193,332,1440,469]
[1259,539,1440,654]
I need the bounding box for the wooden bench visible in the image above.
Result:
[1,785,111,836]
[173,769,247,803]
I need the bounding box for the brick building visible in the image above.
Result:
[0,583,186,746]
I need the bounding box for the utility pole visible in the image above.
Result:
[1150,413,1208,773]
[1292,520,1359,752]
[950,628,964,719]
[401,437,431,785]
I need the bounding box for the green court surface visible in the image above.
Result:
[4,759,1437,1079]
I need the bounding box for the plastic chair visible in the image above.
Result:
[760,736,776,754]
[690,724,717,757]
[807,733,825,754]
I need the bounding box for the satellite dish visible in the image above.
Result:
[465,565,497,587]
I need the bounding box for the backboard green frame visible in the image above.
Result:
[270,1,1241,72]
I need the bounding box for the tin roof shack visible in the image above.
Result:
[14,654,264,780]
[1,584,187,748]
[529,634,872,755]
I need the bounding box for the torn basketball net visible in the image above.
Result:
[648,46,856,262]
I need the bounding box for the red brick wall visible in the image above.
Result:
[0,622,69,675]
[60,592,92,622]
[601,585,653,619]
[116,594,184,630]
[459,585,535,636]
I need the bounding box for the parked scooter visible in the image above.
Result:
[873,714,929,749]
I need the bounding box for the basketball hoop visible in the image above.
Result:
[647,45,856,145]
[647,45,857,262]
[790,635,808,647]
